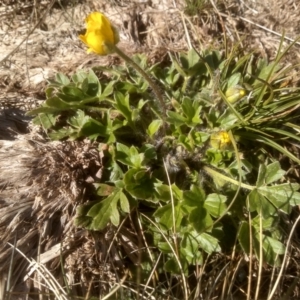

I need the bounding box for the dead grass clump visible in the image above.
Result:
[0,131,100,297]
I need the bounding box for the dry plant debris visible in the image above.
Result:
[1,0,300,299]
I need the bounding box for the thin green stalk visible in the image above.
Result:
[254,212,263,300]
[112,45,166,119]
[247,211,253,300]
[203,166,253,190]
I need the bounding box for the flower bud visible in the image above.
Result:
[225,86,246,103]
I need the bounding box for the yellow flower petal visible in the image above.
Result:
[210,131,232,150]
[79,12,119,55]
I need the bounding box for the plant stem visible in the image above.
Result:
[203,166,254,190]
[112,45,166,119]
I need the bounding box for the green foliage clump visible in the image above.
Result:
[29,43,300,276]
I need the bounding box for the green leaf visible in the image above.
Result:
[124,169,155,199]
[109,161,124,181]
[68,110,90,129]
[116,143,136,167]
[99,81,114,99]
[189,207,213,232]
[116,143,130,156]
[49,127,77,140]
[204,193,227,218]
[55,72,70,85]
[33,113,57,129]
[256,164,267,187]
[137,99,147,110]
[171,184,184,200]
[74,200,98,228]
[129,145,139,156]
[72,70,87,84]
[256,61,278,82]
[96,184,117,196]
[247,189,276,218]
[140,144,157,162]
[164,257,185,275]
[258,184,300,212]
[80,78,91,94]
[180,98,202,126]
[187,48,200,69]
[132,154,144,169]
[196,232,221,254]
[238,221,285,265]
[181,232,203,265]
[254,232,285,265]
[261,235,285,255]
[157,242,172,253]
[177,54,189,75]
[167,111,187,126]
[147,120,163,138]
[114,92,132,122]
[264,161,286,184]
[154,203,184,230]
[238,221,250,253]
[110,204,120,226]
[120,192,130,213]
[227,73,241,88]
[128,146,144,169]
[80,118,108,140]
[87,69,101,96]
[115,81,139,93]
[45,86,55,98]
[252,215,277,231]
[191,105,202,125]
[218,108,238,127]
[45,96,72,109]
[191,131,210,146]
[87,192,120,230]
[154,183,172,202]
[182,97,195,120]
[61,86,85,100]
[183,185,206,207]
[256,161,285,187]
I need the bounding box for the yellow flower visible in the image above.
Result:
[79,12,119,55]
[210,131,232,150]
[225,85,246,103]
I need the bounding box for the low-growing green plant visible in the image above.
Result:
[29,36,300,297]
[184,0,210,16]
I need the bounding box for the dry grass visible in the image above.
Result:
[1,0,300,299]
[1,0,300,108]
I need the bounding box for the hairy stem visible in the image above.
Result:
[112,45,166,119]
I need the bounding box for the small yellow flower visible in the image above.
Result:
[79,12,119,55]
[210,131,232,150]
[225,85,246,103]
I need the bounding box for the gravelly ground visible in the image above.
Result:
[0,0,299,111]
